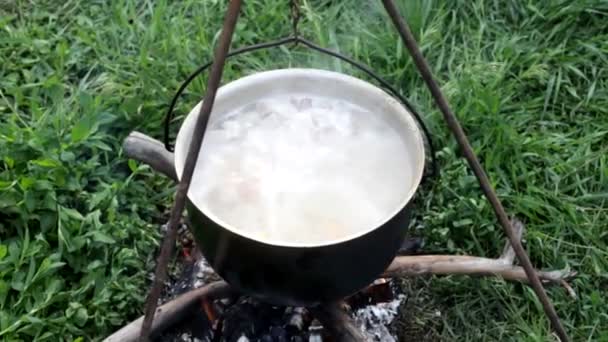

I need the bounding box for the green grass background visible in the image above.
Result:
[0,0,606,341]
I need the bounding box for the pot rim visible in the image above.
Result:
[174,68,426,248]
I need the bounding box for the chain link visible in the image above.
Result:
[290,0,301,39]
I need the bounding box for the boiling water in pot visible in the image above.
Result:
[188,95,413,245]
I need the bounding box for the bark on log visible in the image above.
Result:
[311,302,368,342]
[384,255,575,284]
[103,281,232,342]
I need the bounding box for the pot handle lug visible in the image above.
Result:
[123,131,178,182]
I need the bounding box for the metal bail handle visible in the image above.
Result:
[163,36,440,184]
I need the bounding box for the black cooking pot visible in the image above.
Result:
[173,69,427,306]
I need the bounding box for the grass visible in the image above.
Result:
[0,0,606,340]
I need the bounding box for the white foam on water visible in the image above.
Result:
[189,95,413,244]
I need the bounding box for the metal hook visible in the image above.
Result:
[290,0,301,41]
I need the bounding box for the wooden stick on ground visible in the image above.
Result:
[384,255,575,285]
[385,219,576,289]
[311,302,368,342]
[104,281,233,342]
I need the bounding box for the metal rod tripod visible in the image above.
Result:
[138,1,570,341]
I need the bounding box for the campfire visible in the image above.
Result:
[157,233,409,342]
[107,220,420,342]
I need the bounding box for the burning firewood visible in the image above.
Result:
[103,281,233,342]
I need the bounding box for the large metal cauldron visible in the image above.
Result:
[174,68,426,306]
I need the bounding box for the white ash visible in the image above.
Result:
[179,332,203,342]
[308,334,322,342]
[193,258,218,289]
[288,307,306,330]
[308,323,323,342]
[189,95,413,244]
[354,295,405,342]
